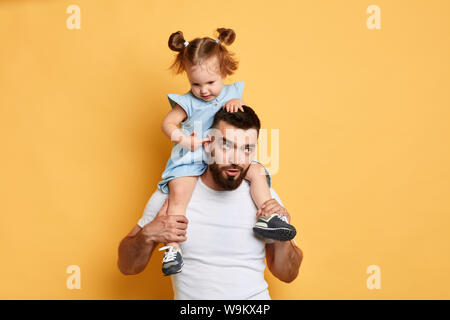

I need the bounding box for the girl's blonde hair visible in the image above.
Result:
[168,28,238,77]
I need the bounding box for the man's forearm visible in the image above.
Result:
[268,240,303,283]
[118,230,157,275]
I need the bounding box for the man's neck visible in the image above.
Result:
[201,168,224,191]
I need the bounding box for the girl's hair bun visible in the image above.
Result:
[216,28,236,45]
[168,31,186,52]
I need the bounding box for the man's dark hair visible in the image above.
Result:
[210,105,261,135]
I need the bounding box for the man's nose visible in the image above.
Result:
[227,148,244,165]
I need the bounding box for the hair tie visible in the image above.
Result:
[183,41,189,47]
[215,39,220,43]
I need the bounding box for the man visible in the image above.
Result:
[117,106,303,299]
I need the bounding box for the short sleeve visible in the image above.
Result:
[168,93,193,119]
[137,189,169,228]
[233,81,245,98]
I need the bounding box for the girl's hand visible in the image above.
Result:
[178,130,210,151]
[223,98,244,113]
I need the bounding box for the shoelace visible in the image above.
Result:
[274,213,289,223]
[158,246,178,262]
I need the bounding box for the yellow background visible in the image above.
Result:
[1,0,449,299]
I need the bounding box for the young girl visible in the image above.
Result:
[157,28,296,276]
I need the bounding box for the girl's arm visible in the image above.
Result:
[161,104,187,142]
[161,104,208,151]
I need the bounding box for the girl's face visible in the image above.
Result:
[186,56,224,102]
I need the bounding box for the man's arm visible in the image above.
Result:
[117,199,188,275]
[258,198,303,283]
[117,225,157,275]
[266,240,303,283]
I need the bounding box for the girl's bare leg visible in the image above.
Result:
[245,162,272,213]
[166,176,198,248]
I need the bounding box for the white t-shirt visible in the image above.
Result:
[137,176,283,300]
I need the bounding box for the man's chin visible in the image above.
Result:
[212,171,241,190]
[216,174,239,190]
[209,164,250,191]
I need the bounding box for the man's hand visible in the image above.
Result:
[223,98,244,113]
[139,199,188,244]
[256,199,291,223]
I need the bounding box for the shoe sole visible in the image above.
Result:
[253,226,296,241]
[162,262,184,276]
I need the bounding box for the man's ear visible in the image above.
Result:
[203,141,210,152]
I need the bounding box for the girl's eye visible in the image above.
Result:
[208,81,215,84]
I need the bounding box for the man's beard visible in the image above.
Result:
[208,163,250,191]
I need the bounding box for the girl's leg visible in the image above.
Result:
[166,176,198,248]
[245,162,272,212]
[246,162,297,241]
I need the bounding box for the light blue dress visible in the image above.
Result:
[157,81,271,194]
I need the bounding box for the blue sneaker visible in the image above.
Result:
[158,246,183,276]
[253,214,296,241]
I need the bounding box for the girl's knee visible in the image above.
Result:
[246,162,267,182]
[168,177,197,199]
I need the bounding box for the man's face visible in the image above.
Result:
[205,120,258,190]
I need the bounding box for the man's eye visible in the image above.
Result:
[244,147,253,153]
[222,143,231,149]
